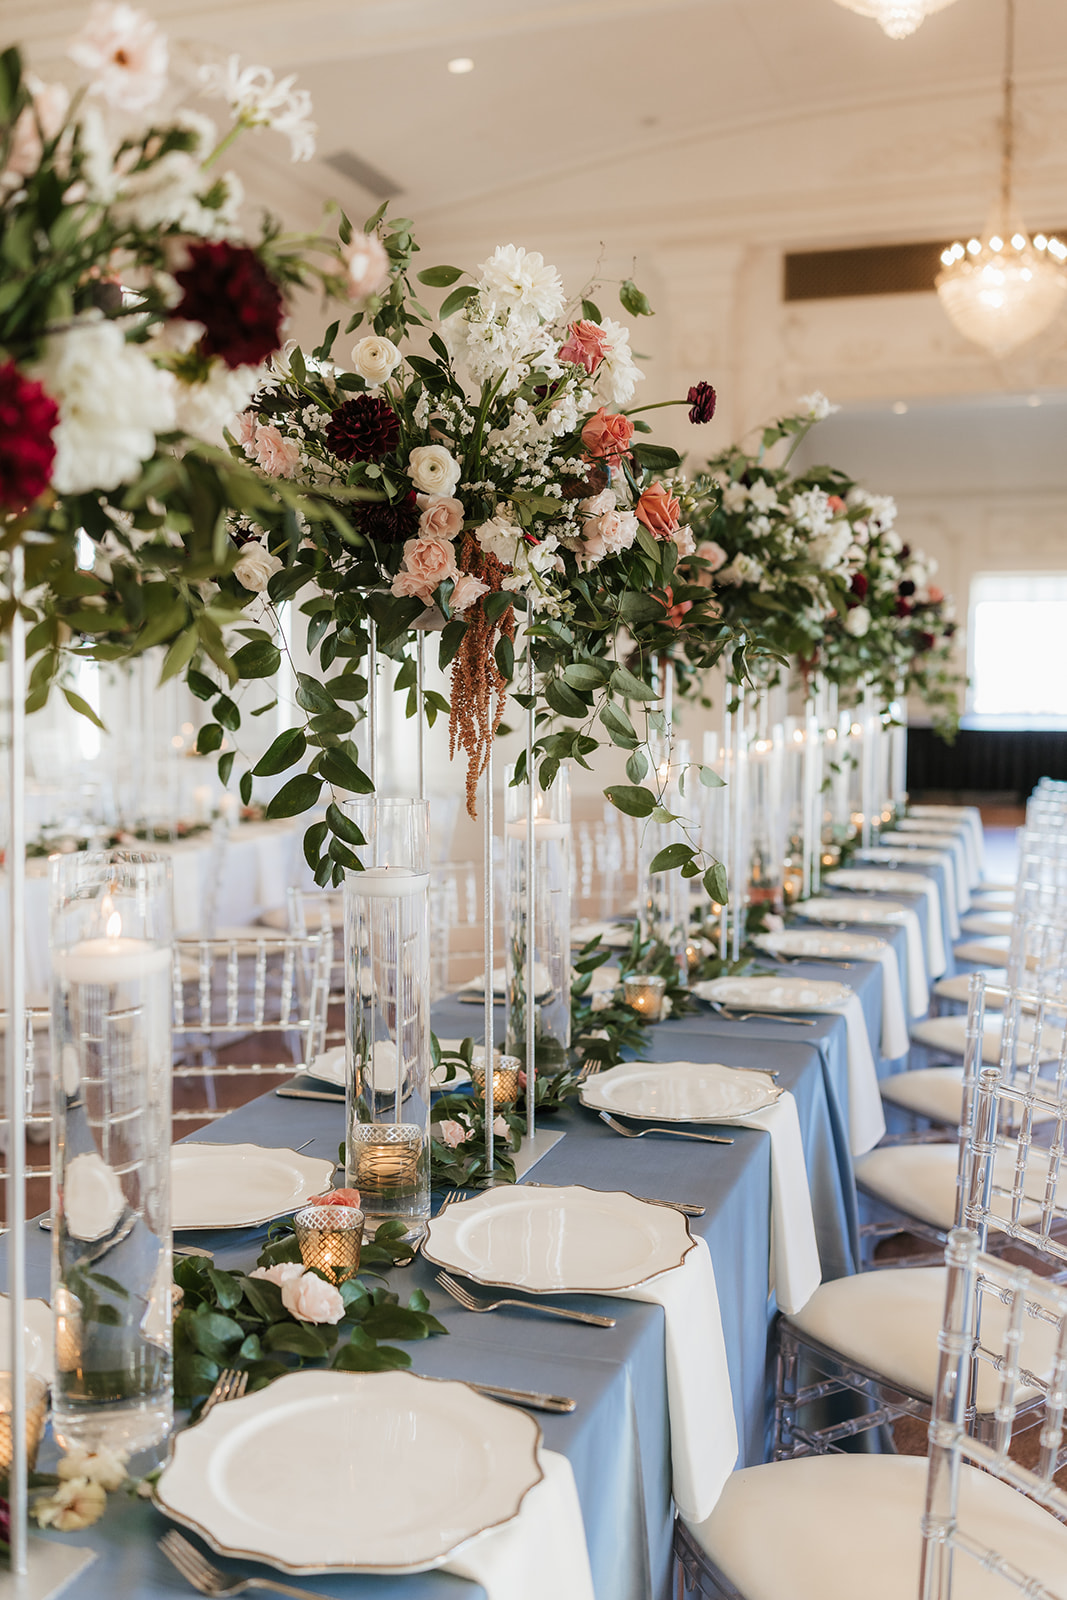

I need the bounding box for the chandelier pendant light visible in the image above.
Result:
[936,0,1067,357]
[831,0,960,41]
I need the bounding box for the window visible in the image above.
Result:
[968,573,1067,727]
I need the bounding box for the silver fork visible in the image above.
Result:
[707,1001,818,1027]
[199,1367,247,1422]
[435,1270,616,1327]
[437,1187,465,1214]
[599,1111,733,1145]
[577,1059,602,1081]
[159,1529,333,1599]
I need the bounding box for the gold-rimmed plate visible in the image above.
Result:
[424,1183,694,1294]
[579,1059,782,1127]
[156,1370,543,1574]
[171,1142,335,1231]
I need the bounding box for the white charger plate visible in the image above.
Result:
[571,922,635,950]
[579,1059,780,1126]
[156,1369,542,1574]
[171,1143,336,1231]
[424,1183,693,1293]
[794,897,911,926]
[825,868,933,896]
[305,1045,472,1092]
[754,929,887,962]
[0,1294,54,1382]
[694,975,851,1012]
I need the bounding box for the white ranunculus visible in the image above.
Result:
[34,316,176,494]
[844,605,871,637]
[475,513,522,568]
[408,444,461,496]
[595,318,644,404]
[350,335,401,386]
[233,540,283,592]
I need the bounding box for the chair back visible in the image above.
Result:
[920,1228,1067,1600]
[172,928,332,1069]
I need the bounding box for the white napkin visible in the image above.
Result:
[879,833,967,924]
[872,939,910,1059]
[734,1093,821,1314]
[604,1236,737,1522]
[830,992,887,1155]
[445,1448,595,1600]
[858,846,965,918]
[828,872,946,981]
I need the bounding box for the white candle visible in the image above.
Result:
[505,818,570,840]
[218,793,239,823]
[192,785,212,823]
[53,937,170,984]
[349,867,430,898]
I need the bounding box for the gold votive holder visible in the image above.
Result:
[470,1054,521,1106]
[783,864,804,904]
[54,1285,81,1373]
[352,1123,423,1195]
[623,974,667,1021]
[0,1373,49,1472]
[293,1205,365,1285]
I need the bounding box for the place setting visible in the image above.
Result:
[792,895,930,1016]
[822,866,948,976]
[752,928,911,1059]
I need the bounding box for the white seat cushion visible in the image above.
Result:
[933,970,1005,1006]
[855,1142,1047,1230]
[786,1266,1059,1408]
[684,1455,1067,1600]
[910,1013,1063,1064]
[955,939,1010,966]
[960,912,1014,936]
[881,1065,1057,1125]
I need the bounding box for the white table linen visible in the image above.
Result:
[756,931,909,1059]
[825,871,946,979]
[793,899,929,1018]
[730,1093,821,1314]
[446,1448,595,1600]
[858,844,965,921]
[894,816,981,886]
[880,830,970,910]
[831,992,887,1155]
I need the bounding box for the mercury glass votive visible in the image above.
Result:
[293,1206,365,1285]
[351,1123,424,1200]
[623,974,667,1021]
[0,1374,49,1472]
[470,1054,522,1107]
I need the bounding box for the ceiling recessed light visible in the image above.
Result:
[448,57,474,74]
[1027,393,1042,407]
[892,400,908,415]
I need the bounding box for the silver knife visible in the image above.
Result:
[469,1381,576,1413]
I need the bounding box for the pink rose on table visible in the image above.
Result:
[450,572,490,614]
[417,495,464,540]
[281,1270,345,1325]
[635,481,681,540]
[305,1187,362,1209]
[436,1120,468,1149]
[390,534,458,601]
[580,407,634,469]
[558,320,611,375]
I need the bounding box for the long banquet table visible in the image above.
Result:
[8,947,899,1600]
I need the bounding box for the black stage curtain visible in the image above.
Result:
[907,728,1067,801]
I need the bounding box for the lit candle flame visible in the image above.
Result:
[106,912,122,940]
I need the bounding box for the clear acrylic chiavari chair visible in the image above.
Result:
[0,1006,51,1219]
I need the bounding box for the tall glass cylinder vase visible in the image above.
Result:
[745,725,786,917]
[638,743,691,984]
[50,851,173,1463]
[343,800,430,1242]
[504,765,571,1074]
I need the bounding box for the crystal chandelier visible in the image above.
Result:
[831,0,960,40]
[935,0,1067,357]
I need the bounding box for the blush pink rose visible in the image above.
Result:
[672,524,696,559]
[251,423,301,478]
[558,320,611,375]
[635,481,681,540]
[2,80,69,192]
[450,572,490,614]
[249,1262,305,1288]
[391,535,459,602]
[234,411,258,452]
[577,490,639,568]
[581,407,634,469]
[417,495,464,540]
[281,1270,345,1325]
[436,1120,468,1149]
[928,584,944,603]
[343,233,390,300]
[696,540,728,573]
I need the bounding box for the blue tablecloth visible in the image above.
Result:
[9,956,888,1600]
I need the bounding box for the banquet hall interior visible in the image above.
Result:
[4,0,1067,1596]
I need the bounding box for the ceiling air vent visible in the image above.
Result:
[323,149,403,200]
[784,240,951,301]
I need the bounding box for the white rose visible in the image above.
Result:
[233,540,283,592]
[351,335,401,387]
[844,605,871,637]
[280,1269,345,1325]
[408,444,461,496]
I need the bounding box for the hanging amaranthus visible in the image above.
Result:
[449,534,514,817]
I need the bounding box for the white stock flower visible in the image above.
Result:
[844,605,871,637]
[720,482,748,514]
[408,444,461,496]
[718,553,762,586]
[233,539,283,592]
[69,3,168,112]
[350,335,401,386]
[746,478,779,514]
[478,245,565,323]
[76,105,119,203]
[882,528,903,555]
[475,512,522,568]
[796,391,838,421]
[789,488,834,535]
[595,318,644,404]
[809,523,853,573]
[171,361,261,446]
[113,150,240,237]
[199,57,316,162]
[33,316,175,495]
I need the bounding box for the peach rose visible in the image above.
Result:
[251,423,300,478]
[417,495,464,540]
[659,585,693,630]
[635,481,681,540]
[450,572,490,614]
[558,320,611,375]
[281,1270,345,1325]
[391,535,458,602]
[305,1187,361,1209]
[928,584,944,603]
[581,407,634,469]
[343,232,390,300]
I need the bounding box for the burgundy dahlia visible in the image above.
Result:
[0,362,58,511]
[174,242,284,369]
[895,597,912,617]
[918,631,936,651]
[354,491,419,543]
[687,381,717,424]
[326,395,400,463]
[850,572,868,599]
[898,579,916,597]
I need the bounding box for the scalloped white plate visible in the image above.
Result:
[694,975,852,1012]
[171,1143,335,1231]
